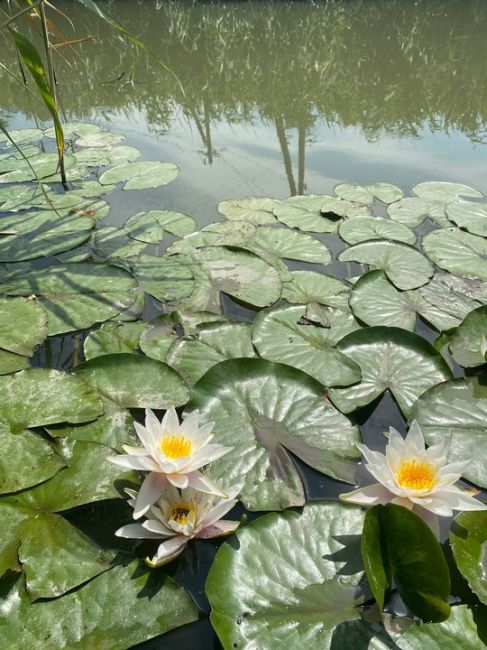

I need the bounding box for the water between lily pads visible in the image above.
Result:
[2,0,487,647]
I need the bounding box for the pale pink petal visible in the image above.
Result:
[115,523,162,539]
[152,536,188,562]
[142,519,175,537]
[134,472,168,519]
[107,454,157,471]
[134,421,155,453]
[339,483,394,506]
[197,520,239,539]
[200,498,238,529]
[187,471,227,497]
[167,473,189,489]
[390,496,414,509]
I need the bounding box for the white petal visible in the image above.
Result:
[187,471,227,497]
[121,444,146,456]
[357,444,387,467]
[409,495,453,516]
[200,498,238,529]
[150,536,188,564]
[144,409,163,444]
[390,496,414,509]
[197,520,239,538]
[404,420,426,454]
[161,406,180,433]
[413,506,440,539]
[183,444,232,472]
[142,519,175,537]
[107,454,157,471]
[133,472,168,519]
[339,483,394,506]
[115,523,162,539]
[133,421,155,454]
[426,436,451,461]
[167,473,189,489]
[437,460,470,478]
[433,486,487,511]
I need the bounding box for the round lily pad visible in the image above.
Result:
[0,153,75,183]
[422,228,487,280]
[0,297,48,356]
[99,161,180,190]
[218,196,279,224]
[281,270,350,309]
[334,183,374,204]
[83,321,144,360]
[338,216,416,245]
[413,181,483,203]
[124,210,196,243]
[387,197,448,228]
[450,512,487,606]
[446,200,487,237]
[448,305,487,367]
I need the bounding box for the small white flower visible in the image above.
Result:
[116,485,240,567]
[108,407,231,519]
[340,421,486,534]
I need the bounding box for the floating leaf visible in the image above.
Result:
[413,181,483,203]
[0,153,75,183]
[349,271,461,331]
[335,183,374,204]
[189,359,361,510]
[450,511,487,606]
[338,216,415,245]
[0,368,103,431]
[0,349,30,374]
[328,327,452,417]
[422,228,487,280]
[274,195,369,233]
[218,196,279,224]
[206,503,381,649]
[76,131,125,148]
[252,304,361,388]
[84,321,144,360]
[44,122,101,139]
[387,197,448,228]
[448,306,487,367]
[0,560,198,649]
[91,227,147,266]
[247,226,331,264]
[124,210,196,243]
[418,272,485,323]
[367,182,403,204]
[0,128,43,145]
[411,377,487,488]
[99,161,180,190]
[0,297,48,356]
[281,270,350,309]
[46,411,137,452]
[74,353,190,408]
[446,200,487,237]
[134,254,195,303]
[338,240,434,290]
[0,262,138,335]
[166,322,255,386]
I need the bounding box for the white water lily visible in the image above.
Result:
[108,407,231,518]
[340,421,486,533]
[116,485,240,566]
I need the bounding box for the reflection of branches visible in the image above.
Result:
[1,0,487,143]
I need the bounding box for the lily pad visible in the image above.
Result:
[252,303,362,388]
[74,353,190,408]
[274,195,369,233]
[91,227,147,266]
[448,306,487,367]
[422,228,487,280]
[446,200,487,237]
[134,255,196,303]
[367,182,403,204]
[338,240,434,290]
[418,272,485,323]
[76,131,125,148]
[0,349,30,374]
[189,358,361,510]
[0,262,138,335]
[349,270,462,331]
[411,376,487,488]
[387,197,448,228]
[0,128,43,145]
[206,503,381,650]
[46,410,137,452]
[218,196,279,224]
[413,181,483,203]
[338,216,416,245]
[281,270,350,309]
[0,367,103,431]
[335,183,374,204]
[327,327,452,417]
[44,122,101,139]
[0,153,75,183]
[166,322,256,386]
[0,560,198,649]
[84,321,144,360]
[99,161,180,190]
[450,511,487,606]
[0,297,48,356]
[124,210,196,243]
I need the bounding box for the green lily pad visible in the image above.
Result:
[338,216,416,245]
[189,359,361,510]
[247,225,332,264]
[0,560,198,649]
[367,182,403,204]
[411,376,487,488]
[328,327,452,417]
[0,210,94,262]
[0,297,48,356]
[166,221,256,255]
[91,227,147,266]
[422,228,487,280]
[218,196,279,224]
[0,367,103,431]
[74,353,190,408]
[84,321,144,360]
[281,270,350,309]
[46,410,137,452]
[450,511,487,606]
[166,322,255,386]
[76,131,125,148]
[335,183,374,204]
[69,180,115,198]
[274,195,369,233]
[338,240,434,290]
[99,161,180,190]
[349,270,462,331]
[206,503,384,650]
[0,349,30,374]
[395,605,484,650]
[418,272,485,323]
[448,306,487,367]
[18,514,114,600]
[387,197,448,228]
[0,153,75,183]
[0,128,43,145]
[252,303,361,388]
[0,262,138,335]
[446,200,487,236]
[413,181,483,203]
[134,254,196,303]
[44,122,101,139]
[124,210,196,243]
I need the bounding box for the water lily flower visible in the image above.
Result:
[108,407,231,519]
[116,485,240,566]
[340,421,486,533]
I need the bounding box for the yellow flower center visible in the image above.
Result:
[170,501,195,526]
[160,434,192,459]
[396,459,436,491]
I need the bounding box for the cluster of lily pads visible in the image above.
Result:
[0,124,486,649]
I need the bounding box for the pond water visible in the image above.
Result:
[1,1,487,648]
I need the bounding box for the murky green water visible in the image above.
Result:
[2,0,487,230]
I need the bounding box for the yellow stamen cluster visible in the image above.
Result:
[170,502,194,526]
[160,434,192,459]
[396,459,436,491]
